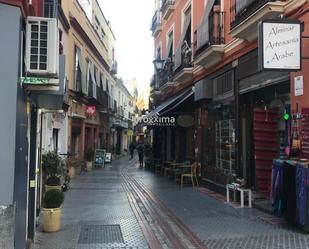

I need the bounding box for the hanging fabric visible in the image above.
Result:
[174,13,191,70]
[90,62,97,99]
[77,48,87,95]
[196,0,216,51]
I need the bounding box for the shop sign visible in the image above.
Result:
[259,19,301,70]
[20,76,59,85]
[85,106,96,117]
[295,75,304,96]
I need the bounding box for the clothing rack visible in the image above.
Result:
[271,159,309,232]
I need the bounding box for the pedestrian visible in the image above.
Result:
[137,142,144,167]
[129,142,135,159]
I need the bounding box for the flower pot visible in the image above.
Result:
[45,185,62,192]
[68,167,76,179]
[86,161,92,172]
[42,207,62,232]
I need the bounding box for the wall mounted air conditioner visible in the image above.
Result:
[25,16,59,76]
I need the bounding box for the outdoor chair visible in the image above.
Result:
[174,160,190,183]
[180,162,199,187]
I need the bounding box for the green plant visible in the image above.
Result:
[46,176,61,186]
[42,151,66,185]
[84,148,94,162]
[43,189,64,208]
[67,157,80,169]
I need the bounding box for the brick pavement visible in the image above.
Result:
[34,156,309,249]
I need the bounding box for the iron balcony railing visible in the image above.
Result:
[174,41,193,74]
[230,0,277,29]
[151,10,162,34]
[158,58,174,87]
[160,0,175,15]
[195,9,225,56]
[96,86,108,107]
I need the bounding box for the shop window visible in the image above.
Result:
[216,119,236,174]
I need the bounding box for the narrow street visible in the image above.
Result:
[35,156,309,249]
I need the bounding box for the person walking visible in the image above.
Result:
[129,141,135,159]
[137,142,144,168]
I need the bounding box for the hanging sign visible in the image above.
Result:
[85,106,96,117]
[259,19,301,70]
[177,115,195,128]
[295,75,304,96]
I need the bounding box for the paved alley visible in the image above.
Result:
[34,157,309,249]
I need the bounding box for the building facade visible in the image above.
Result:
[150,0,309,194]
[0,0,68,248]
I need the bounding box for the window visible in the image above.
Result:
[214,70,234,96]
[100,28,106,41]
[94,16,100,31]
[156,46,162,59]
[166,29,174,58]
[52,128,59,152]
[44,0,57,18]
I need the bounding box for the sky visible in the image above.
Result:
[98,0,154,98]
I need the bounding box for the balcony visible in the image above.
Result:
[230,0,285,41]
[195,7,225,69]
[161,0,175,21]
[173,41,193,83]
[96,87,108,107]
[151,11,162,37]
[110,60,118,75]
[158,58,174,91]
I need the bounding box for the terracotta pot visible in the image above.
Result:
[45,185,62,192]
[42,207,62,232]
[86,161,92,172]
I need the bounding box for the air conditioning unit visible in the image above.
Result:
[25,16,59,76]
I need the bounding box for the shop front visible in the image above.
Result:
[195,64,236,186]
[236,49,291,195]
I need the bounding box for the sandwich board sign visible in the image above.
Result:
[94,149,105,167]
[258,19,301,71]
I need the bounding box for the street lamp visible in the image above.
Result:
[152,59,165,71]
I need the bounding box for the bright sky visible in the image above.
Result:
[98,0,154,98]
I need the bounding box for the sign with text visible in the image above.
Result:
[295,75,304,96]
[259,19,301,70]
[85,106,96,117]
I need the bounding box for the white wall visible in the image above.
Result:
[41,112,68,155]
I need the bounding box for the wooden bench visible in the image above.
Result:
[226,184,252,208]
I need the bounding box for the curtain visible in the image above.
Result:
[196,0,216,51]
[174,14,191,70]
[90,62,97,99]
[77,47,87,95]
[166,34,173,59]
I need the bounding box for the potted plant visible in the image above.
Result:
[42,189,64,232]
[42,151,66,191]
[67,157,80,178]
[84,148,94,172]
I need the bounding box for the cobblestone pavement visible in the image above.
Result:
[35,156,309,249]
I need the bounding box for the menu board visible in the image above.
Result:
[94,149,105,167]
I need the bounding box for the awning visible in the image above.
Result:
[160,90,194,115]
[147,88,193,118]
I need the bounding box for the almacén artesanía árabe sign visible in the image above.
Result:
[259,19,301,70]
